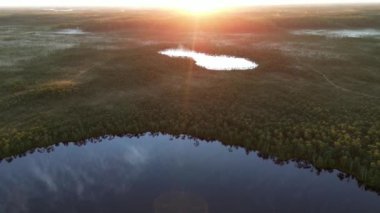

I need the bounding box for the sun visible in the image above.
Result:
[175,1,226,15]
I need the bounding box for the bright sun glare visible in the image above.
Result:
[172,1,227,14]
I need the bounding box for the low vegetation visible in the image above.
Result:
[0,5,380,191]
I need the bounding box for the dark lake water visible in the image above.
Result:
[1,134,379,213]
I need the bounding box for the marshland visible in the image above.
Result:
[1,4,380,212]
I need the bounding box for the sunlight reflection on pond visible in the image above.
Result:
[55,28,86,35]
[159,48,258,71]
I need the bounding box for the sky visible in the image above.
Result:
[1,0,379,8]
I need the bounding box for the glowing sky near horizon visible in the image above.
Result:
[1,0,379,7]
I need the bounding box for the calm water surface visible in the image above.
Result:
[159,48,258,71]
[292,29,380,38]
[0,134,379,213]
[55,28,86,35]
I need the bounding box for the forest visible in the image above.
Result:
[0,5,380,192]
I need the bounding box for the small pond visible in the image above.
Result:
[292,29,380,38]
[55,28,86,35]
[159,48,258,71]
[0,134,379,213]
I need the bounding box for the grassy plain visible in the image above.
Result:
[1,5,380,190]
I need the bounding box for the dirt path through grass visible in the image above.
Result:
[298,59,380,100]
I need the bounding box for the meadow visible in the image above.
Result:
[1,5,380,191]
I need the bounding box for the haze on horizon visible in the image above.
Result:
[1,0,380,8]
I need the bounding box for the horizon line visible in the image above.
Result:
[1,2,380,9]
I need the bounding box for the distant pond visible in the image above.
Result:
[291,29,380,38]
[0,134,379,213]
[159,48,258,71]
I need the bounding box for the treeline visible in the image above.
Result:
[1,99,380,191]
[2,6,380,34]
